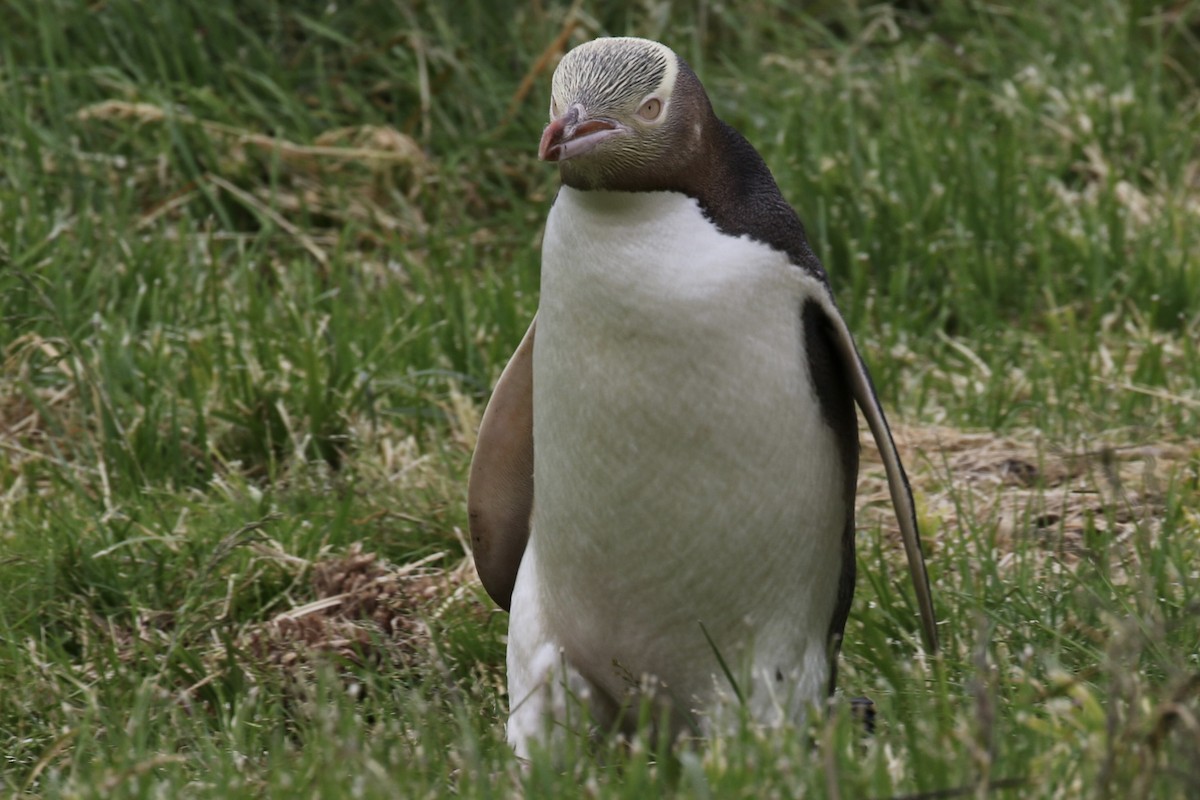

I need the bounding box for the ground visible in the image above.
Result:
[1,1,1199,797]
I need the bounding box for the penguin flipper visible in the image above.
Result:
[819,300,940,653]
[467,318,536,611]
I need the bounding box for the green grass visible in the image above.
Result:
[1,0,1198,796]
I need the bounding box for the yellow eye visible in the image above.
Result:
[550,99,561,118]
[637,97,663,121]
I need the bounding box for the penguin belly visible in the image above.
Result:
[514,188,849,739]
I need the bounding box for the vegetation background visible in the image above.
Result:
[1,0,1198,796]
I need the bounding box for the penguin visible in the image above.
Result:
[467,36,938,757]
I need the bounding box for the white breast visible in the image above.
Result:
[530,187,848,720]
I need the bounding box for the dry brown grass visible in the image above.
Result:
[864,423,1199,575]
[236,545,473,678]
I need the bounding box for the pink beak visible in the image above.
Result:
[539,104,627,162]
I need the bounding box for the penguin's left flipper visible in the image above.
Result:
[815,296,940,653]
[467,318,536,611]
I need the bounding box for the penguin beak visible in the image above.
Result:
[539,104,628,162]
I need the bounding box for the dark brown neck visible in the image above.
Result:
[681,118,829,282]
[558,56,829,284]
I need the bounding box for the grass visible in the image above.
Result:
[1,0,1198,796]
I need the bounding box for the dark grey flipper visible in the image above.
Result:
[467,319,536,610]
[815,297,940,653]
[801,299,860,692]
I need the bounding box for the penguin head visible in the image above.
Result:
[539,37,712,191]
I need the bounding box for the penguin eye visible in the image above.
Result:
[637,97,663,122]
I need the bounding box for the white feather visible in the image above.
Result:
[507,187,850,749]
